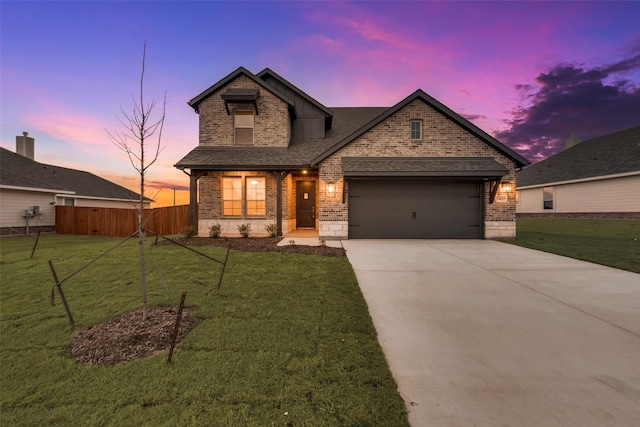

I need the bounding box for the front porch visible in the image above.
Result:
[278,229,343,248]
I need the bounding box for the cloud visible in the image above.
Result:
[495,49,640,162]
[461,113,487,121]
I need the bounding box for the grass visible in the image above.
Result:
[509,219,640,273]
[0,234,409,426]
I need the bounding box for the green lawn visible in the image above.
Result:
[510,219,640,273]
[0,235,408,426]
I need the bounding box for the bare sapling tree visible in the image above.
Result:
[107,42,166,321]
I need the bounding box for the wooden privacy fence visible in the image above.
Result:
[55,205,194,237]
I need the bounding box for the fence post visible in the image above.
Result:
[48,260,75,326]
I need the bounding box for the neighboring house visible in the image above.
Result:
[1,133,148,234]
[175,67,529,240]
[516,126,640,219]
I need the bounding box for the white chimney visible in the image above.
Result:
[16,132,35,160]
[565,131,581,150]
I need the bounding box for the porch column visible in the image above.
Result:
[273,171,289,237]
[188,171,205,231]
[189,173,198,229]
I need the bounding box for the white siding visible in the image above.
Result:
[555,175,640,213]
[517,188,545,213]
[71,198,138,209]
[0,189,56,228]
[517,175,640,213]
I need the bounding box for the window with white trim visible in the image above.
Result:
[410,120,422,140]
[543,186,554,210]
[234,111,254,145]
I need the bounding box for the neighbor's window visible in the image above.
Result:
[543,186,554,210]
[235,111,254,145]
[246,177,266,217]
[222,177,242,216]
[410,120,422,140]
[64,198,75,206]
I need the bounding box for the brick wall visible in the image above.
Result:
[197,171,283,236]
[197,75,290,147]
[318,99,517,239]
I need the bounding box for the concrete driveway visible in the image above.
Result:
[342,240,640,427]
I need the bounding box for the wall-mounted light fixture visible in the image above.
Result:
[500,183,512,193]
[327,184,335,194]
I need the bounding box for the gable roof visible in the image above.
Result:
[310,89,529,168]
[175,107,385,170]
[516,125,640,188]
[0,147,146,201]
[257,68,334,122]
[188,66,296,115]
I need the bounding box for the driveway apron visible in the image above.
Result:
[342,240,640,427]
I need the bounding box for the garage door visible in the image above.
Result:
[348,180,482,239]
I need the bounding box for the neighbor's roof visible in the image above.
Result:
[516,125,640,188]
[0,147,147,201]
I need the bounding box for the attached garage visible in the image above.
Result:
[342,157,510,239]
[348,180,482,239]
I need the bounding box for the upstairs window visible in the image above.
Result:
[410,120,422,140]
[246,177,266,217]
[543,186,554,210]
[234,111,254,145]
[222,177,242,216]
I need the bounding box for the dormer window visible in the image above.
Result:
[410,120,422,140]
[235,111,254,145]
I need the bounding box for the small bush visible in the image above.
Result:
[182,225,196,238]
[265,223,279,238]
[238,223,251,238]
[209,223,222,238]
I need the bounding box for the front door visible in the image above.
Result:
[296,181,316,228]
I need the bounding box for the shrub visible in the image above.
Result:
[237,223,251,238]
[209,223,222,238]
[265,223,279,238]
[182,225,196,238]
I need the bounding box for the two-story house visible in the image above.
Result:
[175,67,529,240]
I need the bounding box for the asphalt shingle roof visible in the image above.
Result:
[1,147,144,201]
[342,157,509,177]
[516,126,640,188]
[175,107,387,169]
[177,68,530,172]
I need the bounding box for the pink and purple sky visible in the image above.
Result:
[2,1,639,206]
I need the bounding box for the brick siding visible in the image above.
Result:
[318,99,517,239]
[197,75,290,147]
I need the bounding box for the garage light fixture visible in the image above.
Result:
[500,183,512,192]
[327,184,335,194]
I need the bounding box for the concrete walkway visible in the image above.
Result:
[342,240,640,427]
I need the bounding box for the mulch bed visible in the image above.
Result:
[167,236,346,257]
[70,306,202,365]
[70,237,344,365]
